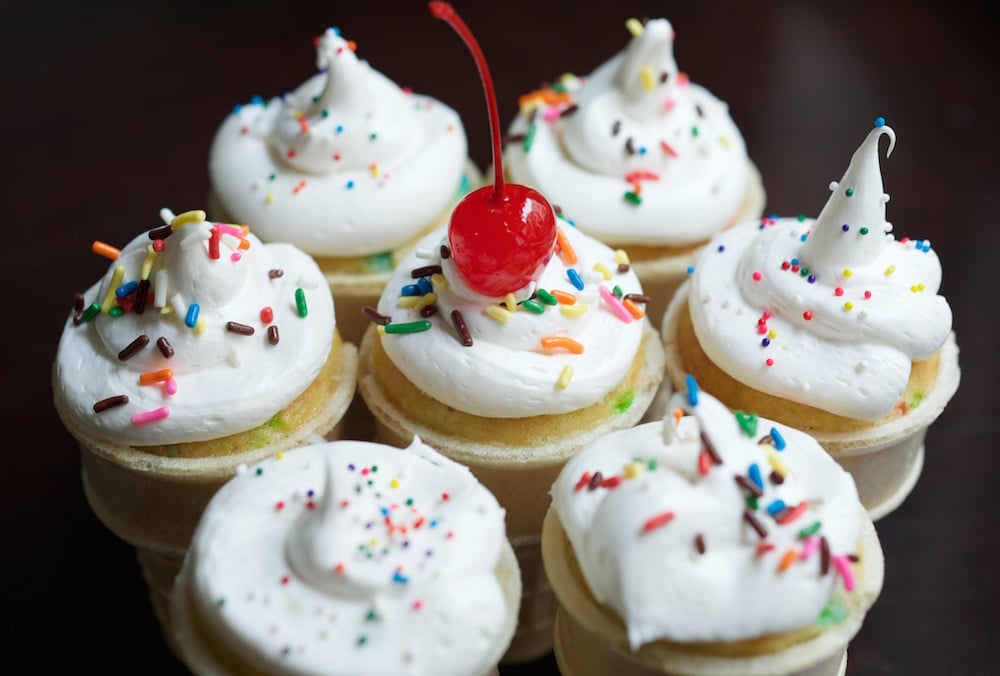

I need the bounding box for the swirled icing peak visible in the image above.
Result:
[503,17,751,247]
[53,208,335,445]
[550,381,865,648]
[687,119,952,419]
[373,221,646,417]
[209,27,470,257]
[186,437,509,675]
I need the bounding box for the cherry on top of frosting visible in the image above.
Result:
[430,1,557,298]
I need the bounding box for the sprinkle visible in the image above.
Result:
[748,463,764,490]
[536,289,558,305]
[622,298,645,319]
[799,521,822,539]
[540,336,584,354]
[625,17,644,36]
[503,293,520,312]
[208,227,221,259]
[765,448,788,478]
[360,306,390,326]
[171,210,205,228]
[832,555,856,591]
[623,293,649,305]
[560,302,588,318]
[117,335,151,363]
[700,431,723,465]
[552,290,576,304]
[413,292,437,312]
[756,542,776,557]
[226,321,255,335]
[184,303,200,329]
[77,302,99,323]
[801,535,820,560]
[268,269,284,279]
[484,305,513,323]
[641,511,675,533]
[802,310,813,321]
[695,534,706,554]
[165,378,178,395]
[778,549,799,572]
[100,266,125,312]
[523,121,538,152]
[735,410,758,437]
[734,474,763,498]
[92,241,121,260]
[598,285,633,323]
[293,288,308,317]
[93,395,129,413]
[742,509,768,539]
[148,225,173,240]
[115,280,139,299]
[268,326,280,344]
[555,227,578,265]
[820,537,831,575]
[614,249,631,266]
[383,320,432,334]
[685,374,699,406]
[131,407,170,425]
[766,499,787,516]
[451,310,473,346]
[574,472,593,491]
[411,265,443,279]
[776,501,807,525]
[770,427,786,450]
[623,191,642,205]
[556,365,574,389]
[567,268,585,290]
[139,369,173,386]
[697,449,711,476]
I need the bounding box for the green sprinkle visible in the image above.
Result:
[295,288,308,317]
[371,465,378,473]
[521,299,545,314]
[910,391,924,409]
[80,302,101,322]
[735,410,758,437]
[845,187,855,197]
[366,609,377,621]
[818,594,848,626]
[647,459,658,471]
[256,467,264,476]
[536,288,558,305]
[357,635,368,646]
[108,306,124,318]
[797,214,806,222]
[383,320,432,334]
[524,122,537,152]
[551,81,569,94]
[612,285,623,299]
[321,109,329,118]
[268,173,276,181]
[623,191,642,205]
[311,96,319,104]
[405,498,414,506]
[691,125,700,137]
[369,132,377,141]
[798,521,822,538]
[366,251,396,273]
[613,390,635,414]
[859,227,869,235]
[216,598,226,608]
[746,495,758,510]
[800,267,810,277]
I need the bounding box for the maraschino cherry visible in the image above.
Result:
[430,1,557,298]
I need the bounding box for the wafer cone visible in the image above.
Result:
[358,322,666,663]
[660,283,960,520]
[541,508,882,676]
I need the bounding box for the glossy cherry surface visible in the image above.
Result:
[430,1,557,297]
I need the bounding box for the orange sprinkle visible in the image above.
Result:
[623,298,645,319]
[555,227,578,265]
[779,549,799,572]
[551,289,577,305]
[518,88,573,110]
[632,182,642,195]
[238,238,251,250]
[540,336,584,354]
[673,407,683,427]
[347,39,357,51]
[92,241,121,260]
[139,369,174,386]
[293,180,307,194]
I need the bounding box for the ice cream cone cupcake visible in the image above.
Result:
[171,437,520,676]
[543,381,883,676]
[503,17,766,329]
[660,119,960,520]
[207,25,482,348]
[52,208,357,651]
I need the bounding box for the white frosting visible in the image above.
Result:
[209,27,472,257]
[551,386,864,648]
[376,222,647,417]
[53,210,335,445]
[187,438,509,675]
[503,18,750,247]
[687,123,952,419]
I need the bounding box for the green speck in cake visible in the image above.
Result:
[817,593,848,626]
[911,391,924,409]
[613,391,635,414]
[366,251,395,273]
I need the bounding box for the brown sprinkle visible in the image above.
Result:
[769,470,785,485]
[820,536,831,575]
[560,103,579,118]
[611,120,621,136]
[226,321,255,336]
[268,269,284,279]
[93,394,129,413]
[700,431,723,465]
[742,509,768,539]
[74,292,85,312]
[623,293,650,304]
[625,137,636,155]
[588,471,604,490]
[420,305,438,318]
[267,325,279,345]
[148,224,174,240]
[734,474,763,499]
[362,306,391,325]
[440,244,451,259]
[411,265,443,279]
[617,263,630,274]
[451,309,473,346]
[156,337,174,358]
[117,335,150,361]
[134,279,151,315]
[695,533,706,555]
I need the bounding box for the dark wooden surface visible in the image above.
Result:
[5,1,997,673]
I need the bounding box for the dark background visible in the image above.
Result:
[4,0,997,673]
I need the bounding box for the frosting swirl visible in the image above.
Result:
[375,221,647,417]
[550,384,864,648]
[53,209,335,445]
[503,17,750,247]
[209,27,470,257]
[185,437,509,675]
[687,121,952,419]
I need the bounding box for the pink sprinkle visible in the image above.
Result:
[217,223,244,238]
[231,252,242,262]
[152,239,166,253]
[598,286,633,323]
[164,378,178,395]
[832,554,856,591]
[834,287,844,296]
[766,358,774,367]
[864,290,872,299]
[762,310,772,319]
[131,407,170,425]
[752,271,762,281]
[660,138,678,156]
[542,106,560,122]
[800,535,820,560]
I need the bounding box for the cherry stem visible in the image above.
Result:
[429,1,505,202]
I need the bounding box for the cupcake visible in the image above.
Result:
[207,26,482,347]
[52,207,357,646]
[542,381,884,676]
[357,3,666,661]
[661,119,960,520]
[171,437,520,676]
[503,17,766,329]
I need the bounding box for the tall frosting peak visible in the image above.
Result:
[614,18,678,119]
[802,120,897,279]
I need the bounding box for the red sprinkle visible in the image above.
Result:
[642,511,675,533]
[574,471,593,491]
[776,501,808,525]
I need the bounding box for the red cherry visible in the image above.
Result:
[430,1,556,297]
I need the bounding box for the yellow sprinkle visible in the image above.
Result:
[640,65,655,91]
[885,265,896,276]
[397,296,420,309]
[504,293,520,312]
[560,302,588,318]
[625,17,644,36]
[414,292,437,312]
[843,301,854,311]
[842,268,853,278]
[766,448,788,478]
[484,305,513,323]
[614,249,631,265]
[390,478,400,489]
[623,461,643,478]
[719,135,731,149]
[276,451,285,460]
[194,317,207,335]
[159,306,173,315]
[557,365,574,389]
[431,273,448,290]
[266,192,276,204]
[100,265,126,312]
[910,283,926,293]
[171,210,206,228]
[768,329,777,339]
[370,163,379,178]
[593,262,612,281]
[376,325,387,335]
[140,244,156,281]
[369,538,378,547]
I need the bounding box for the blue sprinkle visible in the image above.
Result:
[771,427,786,451]
[791,258,799,266]
[567,268,584,290]
[348,464,356,471]
[232,104,243,115]
[346,180,355,189]
[767,499,787,516]
[638,146,647,155]
[401,283,421,296]
[807,275,816,283]
[116,280,139,298]
[748,463,764,490]
[392,571,409,585]
[429,519,438,528]
[336,124,344,134]
[380,507,389,516]
[330,26,341,35]
[185,303,200,329]
[250,95,264,106]
[842,224,850,232]
[761,338,770,347]
[922,242,931,252]
[875,116,886,127]
[417,277,433,295]
[800,233,808,242]
[686,265,695,275]
[685,374,699,406]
